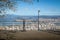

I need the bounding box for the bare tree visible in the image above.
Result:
[0,0,40,15]
[0,0,40,31]
[0,0,15,17]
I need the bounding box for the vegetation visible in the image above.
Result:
[0,0,40,16]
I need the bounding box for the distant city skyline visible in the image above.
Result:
[6,0,60,16]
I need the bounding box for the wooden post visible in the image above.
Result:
[38,10,40,31]
[23,19,26,31]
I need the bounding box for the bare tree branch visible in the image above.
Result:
[0,0,39,16]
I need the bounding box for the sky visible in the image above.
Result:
[7,0,60,16]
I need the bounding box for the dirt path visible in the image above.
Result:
[0,31,60,40]
[14,31,60,40]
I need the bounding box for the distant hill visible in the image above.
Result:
[0,14,60,22]
[0,14,60,26]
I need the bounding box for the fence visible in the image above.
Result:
[0,19,58,31]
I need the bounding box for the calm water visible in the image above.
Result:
[0,22,22,26]
[0,22,34,26]
[0,14,60,26]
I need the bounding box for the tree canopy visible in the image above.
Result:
[0,0,39,16]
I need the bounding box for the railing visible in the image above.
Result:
[0,19,59,31]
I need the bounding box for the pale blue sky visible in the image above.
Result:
[7,0,60,16]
